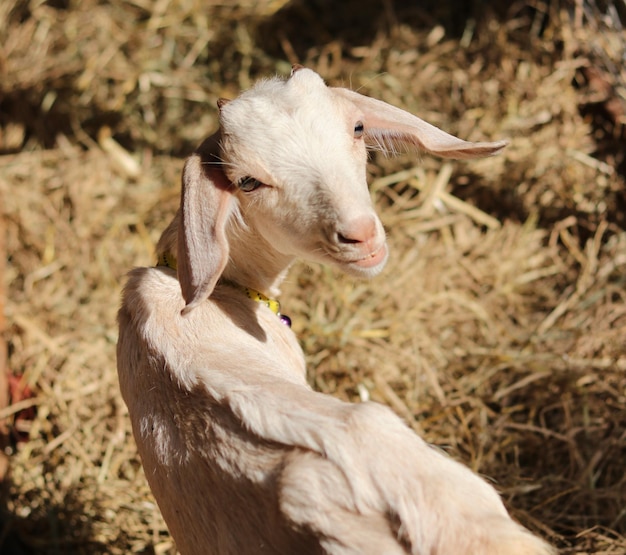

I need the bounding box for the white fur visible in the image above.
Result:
[117,67,553,555]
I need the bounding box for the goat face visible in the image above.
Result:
[218,68,388,278]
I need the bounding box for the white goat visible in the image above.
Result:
[117,66,554,555]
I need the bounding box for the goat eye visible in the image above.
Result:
[238,176,263,192]
[354,121,364,138]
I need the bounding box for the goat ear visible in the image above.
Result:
[177,132,233,315]
[331,87,507,159]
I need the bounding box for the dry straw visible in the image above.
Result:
[1,0,625,553]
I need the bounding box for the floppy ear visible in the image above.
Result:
[177,131,234,315]
[331,87,507,159]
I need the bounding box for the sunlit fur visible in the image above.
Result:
[117,67,552,555]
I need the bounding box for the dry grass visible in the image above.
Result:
[1,0,625,553]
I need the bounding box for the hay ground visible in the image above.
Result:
[1,0,625,553]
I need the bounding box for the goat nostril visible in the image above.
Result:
[337,217,378,245]
[337,232,361,244]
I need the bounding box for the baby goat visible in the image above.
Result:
[117,66,554,555]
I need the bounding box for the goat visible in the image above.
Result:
[117,66,554,555]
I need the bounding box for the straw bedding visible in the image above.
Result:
[1,0,624,553]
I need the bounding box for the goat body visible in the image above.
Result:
[117,67,554,555]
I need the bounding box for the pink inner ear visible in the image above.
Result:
[363,122,508,159]
[330,87,507,159]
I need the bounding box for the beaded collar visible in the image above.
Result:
[157,253,291,327]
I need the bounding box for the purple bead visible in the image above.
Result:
[280,314,292,327]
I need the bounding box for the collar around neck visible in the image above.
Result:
[156,252,291,327]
